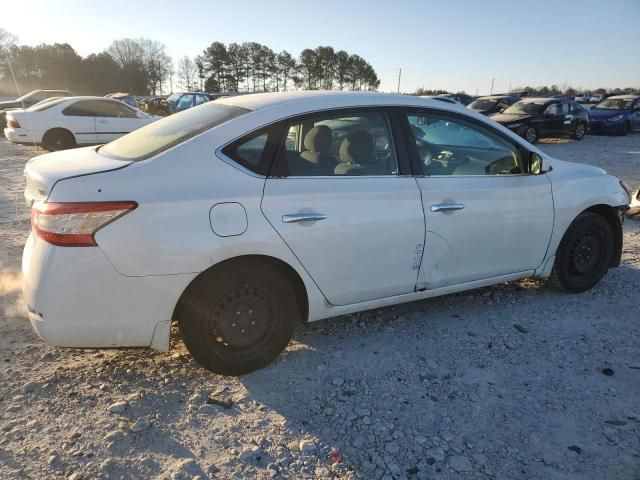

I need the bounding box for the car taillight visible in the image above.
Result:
[31,201,137,246]
[7,118,20,128]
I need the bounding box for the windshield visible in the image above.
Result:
[468,99,497,110]
[167,93,181,104]
[99,103,249,161]
[502,102,545,115]
[593,98,635,110]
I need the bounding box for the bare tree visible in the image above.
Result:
[177,56,197,91]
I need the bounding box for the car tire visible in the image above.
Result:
[549,212,614,293]
[42,129,76,151]
[618,122,630,136]
[177,260,299,376]
[572,122,586,140]
[524,126,538,144]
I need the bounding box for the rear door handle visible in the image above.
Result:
[282,213,327,223]
[430,203,465,212]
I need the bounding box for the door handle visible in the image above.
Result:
[97,119,108,124]
[430,203,465,212]
[282,213,327,223]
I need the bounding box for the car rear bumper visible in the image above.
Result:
[22,233,196,351]
[4,127,39,144]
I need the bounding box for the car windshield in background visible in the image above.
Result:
[593,99,634,110]
[26,97,68,112]
[468,99,496,110]
[167,93,181,103]
[503,102,545,115]
[99,103,249,161]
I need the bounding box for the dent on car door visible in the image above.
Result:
[404,110,554,289]
[259,109,425,306]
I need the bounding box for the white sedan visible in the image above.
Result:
[4,96,161,150]
[22,92,630,375]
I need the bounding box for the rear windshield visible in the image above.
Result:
[468,99,496,110]
[27,97,68,112]
[99,103,250,161]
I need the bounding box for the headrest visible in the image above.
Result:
[304,125,332,153]
[339,130,374,165]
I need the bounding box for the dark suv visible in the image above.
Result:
[490,98,589,143]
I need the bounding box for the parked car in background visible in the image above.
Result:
[490,97,589,143]
[4,96,161,150]
[21,92,628,375]
[467,95,519,115]
[590,93,604,103]
[437,93,475,105]
[588,95,640,136]
[0,89,73,128]
[105,92,138,108]
[139,96,171,116]
[167,92,216,113]
[627,187,640,220]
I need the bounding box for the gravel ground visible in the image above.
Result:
[0,134,639,480]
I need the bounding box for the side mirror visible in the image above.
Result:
[530,152,551,174]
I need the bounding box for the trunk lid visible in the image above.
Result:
[24,146,131,205]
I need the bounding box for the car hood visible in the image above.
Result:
[490,113,533,124]
[588,108,631,118]
[546,157,607,177]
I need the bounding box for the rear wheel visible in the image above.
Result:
[178,260,298,376]
[549,212,614,293]
[42,129,75,151]
[572,122,586,140]
[524,126,538,144]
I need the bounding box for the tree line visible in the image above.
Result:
[0,29,379,97]
[194,42,380,93]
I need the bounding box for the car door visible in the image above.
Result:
[60,100,99,144]
[93,100,146,143]
[633,99,640,129]
[403,110,554,289]
[541,102,568,135]
[260,109,425,306]
[175,94,195,112]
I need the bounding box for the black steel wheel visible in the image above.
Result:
[572,122,586,140]
[550,212,614,293]
[177,260,298,376]
[42,129,75,151]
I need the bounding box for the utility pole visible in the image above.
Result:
[508,82,512,93]
[397,68,402,94]
[490,77,495,95]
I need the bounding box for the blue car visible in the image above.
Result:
[588,95,640,135]
[166,92,217,113]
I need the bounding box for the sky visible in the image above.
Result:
[3,0,640,95]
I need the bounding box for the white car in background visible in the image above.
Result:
[22,92,629,375]
[4,96,161,150]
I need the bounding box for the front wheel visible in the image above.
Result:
[524,126,538,144]
[618,122,630,136]
[178,261,299,376]
[572,122,586,140]
[549,212,614,293]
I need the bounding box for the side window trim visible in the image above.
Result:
[401,107,532,177]
[219,123,285,177]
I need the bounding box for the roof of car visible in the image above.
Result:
[477,95,515,100]
[215,91,459,112]
[517,97,561,104]
[607,94,639,99]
